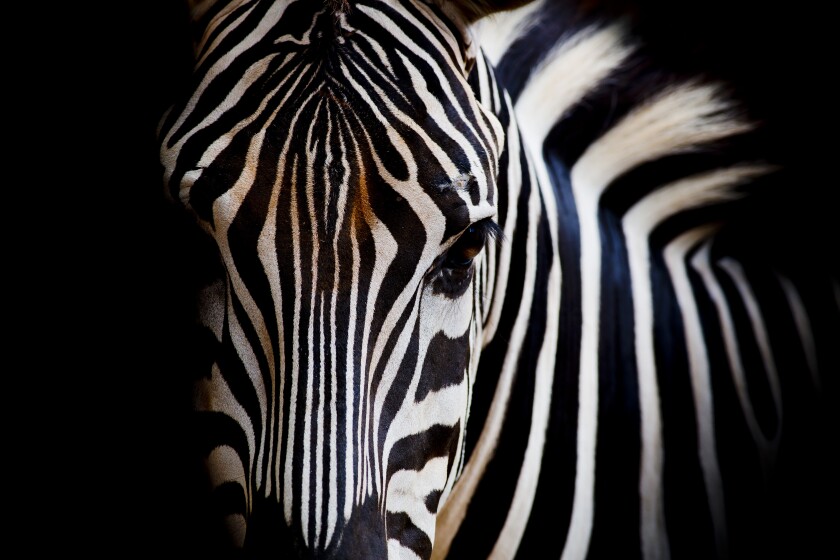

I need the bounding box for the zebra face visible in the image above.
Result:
[159,1,504,557]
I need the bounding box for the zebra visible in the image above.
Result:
[156,0,838,558]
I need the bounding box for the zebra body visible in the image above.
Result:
[157,1,837,558]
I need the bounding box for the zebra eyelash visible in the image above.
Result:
[426,217,503,298]
[468,218,505,245]
[453,217,505,251]
[441,217,504,272]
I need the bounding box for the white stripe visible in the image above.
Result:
[489,252,560,558]
[197,363,254,513]
[562,80,754,560]
[665,230,728,558]
[193,281,258,511]
[342,133,364,511]
[315,298,326,544]
[515,24,634,150]
[777,274,820,391]
[199,1,282,67]
[433,157,541,560]
[717,257,783,478]
[623,166,770,560]
[304,102,326,546]
[472,0,547,65]
[262,91,312,502]
[206,444,247,497]
[387,539,423,560]
[385,381,469,467]
[335,55,456,504]
[170,61,318,508]
[325,133,349,544]
[693,250,779,479]
[212,128,282,494]
[284,159,302,524]
[571,81,754,199]
[384,281,475,460]
[374,294,423,509]
[386,457,451,547]
[356,4,500,212]
[161,49,301,197]
[482,93,521,345]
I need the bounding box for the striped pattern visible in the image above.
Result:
[436,4,837,559]
[160,1,508,556]
[157,0,838,558]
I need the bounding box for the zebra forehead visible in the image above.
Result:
[164,1,502,235]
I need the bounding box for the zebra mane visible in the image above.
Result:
[444,0,536,20]
[324,0,351,14]
[323,0,535,20]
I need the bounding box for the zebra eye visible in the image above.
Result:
[429,218,503,297]
[443,219,502,270]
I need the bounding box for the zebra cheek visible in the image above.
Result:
[421,281,476,340]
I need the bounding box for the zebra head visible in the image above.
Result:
[158,0,519,557]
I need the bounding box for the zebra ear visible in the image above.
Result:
[436,0,537,75]
[184,0,217,24]
[185,0,251,52]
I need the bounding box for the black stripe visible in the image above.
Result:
[375,300,420,452]
[516,155,581,558]
[494,1,604,103]
[649,247,718,560]
[415,330,470,402]
[451,209,553,559]
[589,206,643,558]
